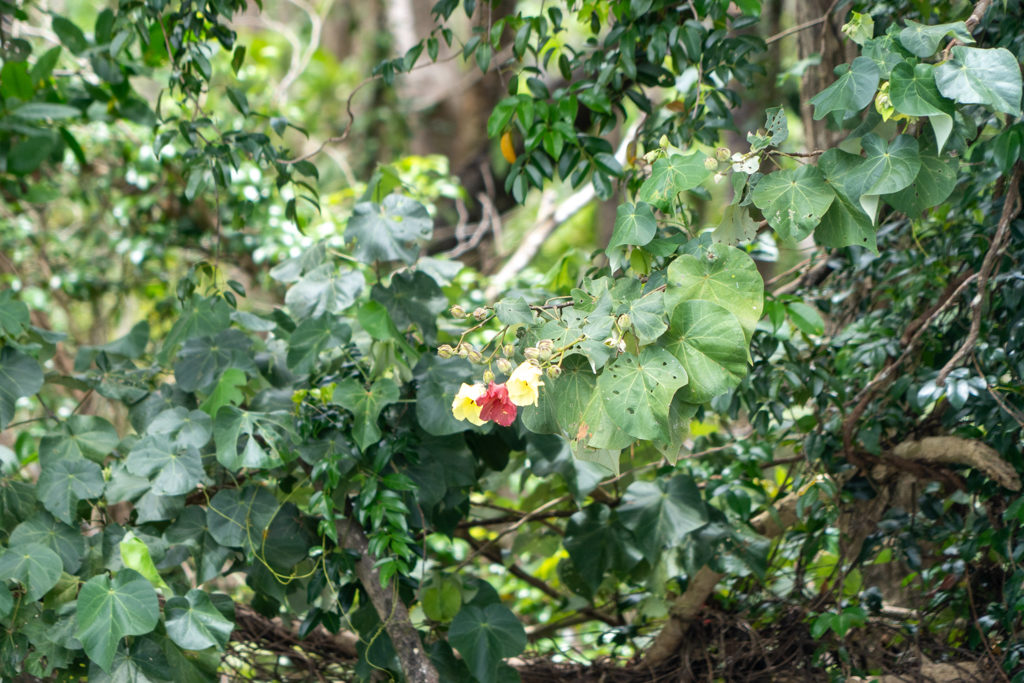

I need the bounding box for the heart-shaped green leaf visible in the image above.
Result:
[935,46,1022,116]
[663,300,748,403]
[752,164,835,242]
[75,569,160,672]
[165,589,235,651]
[597,347,687,441]
[809,56,879,120]
[449,603,526,682]
[0,542,62,600]
[637,152,711,209]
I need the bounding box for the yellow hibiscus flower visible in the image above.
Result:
[451,383,487,425]
[506,361,544,407]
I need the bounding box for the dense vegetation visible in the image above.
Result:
[0,0,1022,680]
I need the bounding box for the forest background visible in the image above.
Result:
[0,0,1023,681]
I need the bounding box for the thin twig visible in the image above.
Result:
[764,16,827,46]
[936,165,1022,385]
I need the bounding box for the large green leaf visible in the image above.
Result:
[126,435,204,497]
[608,201,657,248]
[816,190,877,252]
[198,368,247,418]
[897,19,971,58]
[597,347,687,441]
[344,194,433,264]
[36,457,104,524]
[752,164,835,242]
[75,569,160,672]
[665,242,764,342]
[617,476,708,562]
[165,589,235,651]
[371,269,447,344]
[663,300,748,403]
[205,486,278,551]
[883,152,957,218]
[213,407,286,471]
[147,407,213,449]
[448,604,526,683]
[563,504,643,592]
[809,56,880,120]
[332,378,400,451]
[636,152,711,210]
[862,34,910,79]
[890,62,954,152]
[174,329,252,393]
[0,290,29,336]
[935,46,1023,116]
[119,531,170,591]
[284,263,365,320]
[0,346,43,430]
[38,415,119,464]
[857,134,921,214]
[158,295,232,363]
[88,636,173,683]
[0,542,62,600]
[610,278,667,345]
[10,510,84,572]
[712,204,758,246]
[412,355,479,436]
[285,315,351,374]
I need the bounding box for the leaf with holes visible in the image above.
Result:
[665,242,764,342]
[75,569,160,672]
[712,204,758,246]
[596,348,687,441]
[752,165,835,242]
[663,300,749,403]
[214,407,286,471]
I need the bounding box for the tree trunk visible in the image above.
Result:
[337,520,439,683]
[796,0,858,151]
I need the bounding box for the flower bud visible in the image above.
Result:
[704,157,719,172]
[450,305,466,318]
[538,348,552,362]
[716,147,731,162]
[524,347,540,361]
[537,339,554,352]
[468,349,483,363]
[546,365,562,379]
[482,369,495,383]
[457,345,469,359]
[503,344,516,357]
[438,344,454,358]
[659,134,670,149]
[617,314,631,329]
[496,358,513,374]
[473,307,489,321]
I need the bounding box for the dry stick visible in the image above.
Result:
[763,15,827,45]
[936,164,1023,386]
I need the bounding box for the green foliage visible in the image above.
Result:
[1,0,1023,680]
